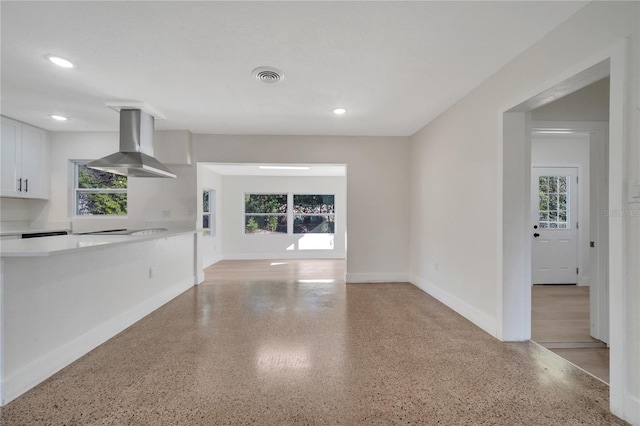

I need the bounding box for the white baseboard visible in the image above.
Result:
[346,272,409,283]
[409,274,497,338]
[625,394,640,425]
[224,252,346,260]
[2,277,194,405]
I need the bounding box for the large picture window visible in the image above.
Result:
[244,194,288,234]
[73,162,127,216]
[244,193,335,235]
[293,194,335,234]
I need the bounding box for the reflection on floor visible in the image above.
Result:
[532,285,609,383]
[1,260,621,424]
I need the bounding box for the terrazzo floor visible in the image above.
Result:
[1,260,625,425]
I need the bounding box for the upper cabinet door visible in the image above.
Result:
[20,123,49,199]
[1,116,22,196]
[0,116,49,199]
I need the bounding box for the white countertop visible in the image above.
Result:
[0,228,198,257]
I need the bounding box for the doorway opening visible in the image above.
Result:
[195,162,348,282]
[527,109,610,381]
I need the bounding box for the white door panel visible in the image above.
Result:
[531,167,578,284]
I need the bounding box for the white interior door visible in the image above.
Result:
[531,167,579,284]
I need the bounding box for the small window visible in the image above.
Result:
[538,176,569,229]
[203,189,215,237]
[244,194,288,234]
[73,162,127,216]
[293,195,335,234]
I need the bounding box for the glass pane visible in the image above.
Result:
[245,215,287,234]
[293,215,335,234]
[77,164,127,189]
[203,190,210,213]
[558,176,567,192]
[538,177,548,193]
[539,193,549,211]
[203,215,210,229]
[293,195,335,214]
[245,194,287,214]
[538,174,570,229]
[76,192,127,216]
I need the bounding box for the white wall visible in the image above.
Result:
[32,132,197,232]
[197,165,223,267]
[531,133,591,286]
[193,135,410,283]
[0,198,47,223]
[532,77,610,122]
[408,2,638,422]
[221,175,346,260]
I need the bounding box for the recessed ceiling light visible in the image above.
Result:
[332,108,347,115]
[259,166,310,170]
[47,56,75,69]
[49,114,68,121]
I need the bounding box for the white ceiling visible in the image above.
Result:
[1,1,587,136]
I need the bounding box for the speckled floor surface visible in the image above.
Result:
[1,260,625,425]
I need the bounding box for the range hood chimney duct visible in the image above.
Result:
[87,109,176,178]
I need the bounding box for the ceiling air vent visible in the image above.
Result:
[252,66,284,84]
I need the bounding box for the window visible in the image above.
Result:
[538,176,569,229]
[244,193,335,234]
[293,194,335,234]
[244,194,288,234]
[203,189,215,237]
[73,162,127,216]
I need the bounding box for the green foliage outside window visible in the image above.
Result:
[76,164,128,216]
[244,194,287,234]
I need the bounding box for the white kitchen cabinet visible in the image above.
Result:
[1,116,49,199]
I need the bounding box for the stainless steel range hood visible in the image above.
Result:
[87,109,176,178]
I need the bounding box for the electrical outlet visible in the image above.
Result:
[435,262,439,271]
[149,267,154,278]
[162,210,171,218]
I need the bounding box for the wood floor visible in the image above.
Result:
[531,285,609,383]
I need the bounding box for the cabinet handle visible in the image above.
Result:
[25,178,28,192]
[18,178,22,192]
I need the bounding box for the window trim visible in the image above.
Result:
[243,192,288,235]
[292,193,336,234]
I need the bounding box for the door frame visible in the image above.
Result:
[531,121,610,342]
[497,38,627,418]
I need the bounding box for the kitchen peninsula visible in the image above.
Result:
[0,229,199,404]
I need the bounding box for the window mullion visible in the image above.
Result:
[287,193,293,234]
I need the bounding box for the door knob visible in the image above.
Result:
[533,233,540,238]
